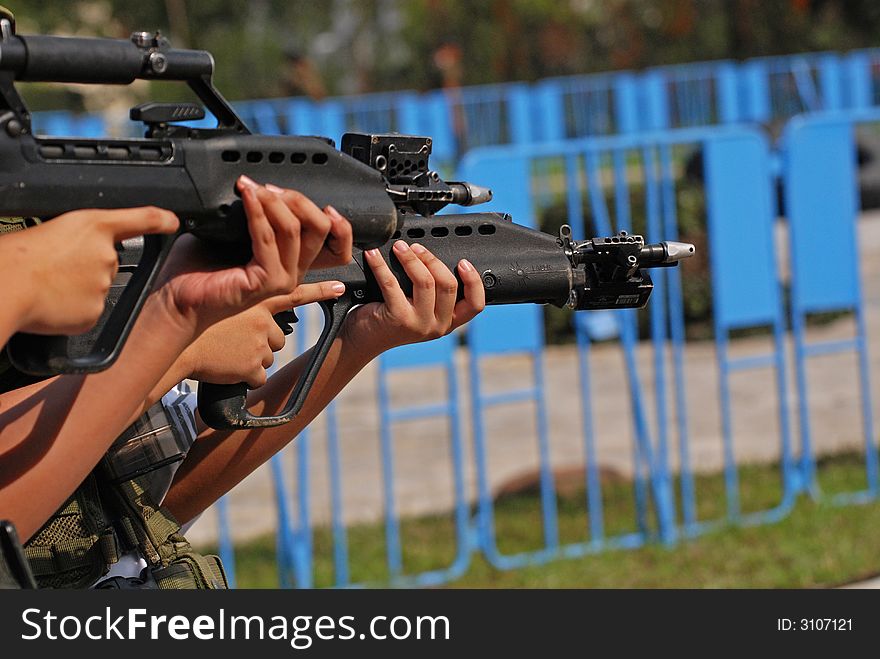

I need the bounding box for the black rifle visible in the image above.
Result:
[0,23,488,375]
[0,20,693,430]
[197,160,694,429]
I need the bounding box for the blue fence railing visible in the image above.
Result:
[225,112,876,588]
[32,48,880,162]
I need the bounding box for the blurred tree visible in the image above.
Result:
[9,0,880,108]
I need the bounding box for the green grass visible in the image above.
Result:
[206,453,880,588]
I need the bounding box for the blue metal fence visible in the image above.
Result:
[201,110,878,587]
[30,47,878,586]
[783,111,878,506]
[31,48,880,150]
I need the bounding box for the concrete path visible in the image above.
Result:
[186,211,880,547]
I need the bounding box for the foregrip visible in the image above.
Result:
[304,212,576,308]
[198,213,576,430]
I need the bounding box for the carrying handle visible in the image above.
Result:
[6,233,175,375]
[197,294,356,430]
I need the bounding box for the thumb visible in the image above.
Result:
[266,281,346,313]
[100,206,180,241]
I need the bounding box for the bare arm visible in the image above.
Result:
[0,178,340,541]
[0,290,199,540]
[164,241,485,524]
[163,324,372,525]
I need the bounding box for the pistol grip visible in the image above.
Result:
[197,295,355,430]
[6,233,175,375]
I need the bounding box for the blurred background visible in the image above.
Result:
[16,0,880,588]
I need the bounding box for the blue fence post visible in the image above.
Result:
[396,91,425,135]
[782,114,878,505]
[249,100,283,135]
[316,99,346,144]
[844,52,873,109]
[532,79,566,141]
[640,69,670,131]
[215,496,236,589]
[741,59,771,124]
[507,82,534,144]
[818,54,844,111]
[717,61,741,123]
[659,143,694,532]
[375,334,473,587]
[613,72,640,134]
[457,148,560,569]
[270,455,297,588]
[702,129,796,527]
[421,89,457,166]
[283,98,316,135]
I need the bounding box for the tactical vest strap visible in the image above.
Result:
[103,472,227,589]
[23,474,120,589]
[22,405,228,590]
[107,474,185,565]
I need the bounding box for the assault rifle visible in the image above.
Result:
[0,20,488,376]
[198,138,694,430]
[0,19,693,430]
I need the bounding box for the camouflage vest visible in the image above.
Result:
[23,403,228,590]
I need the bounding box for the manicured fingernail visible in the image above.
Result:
[366,248,380,258]
[238,174,258,188]
[325,204,343,220]
[331,282,345,294]
[459,259,473,272]
[265,183,285,194]
[393,240,410,253]
[410,243,427,254]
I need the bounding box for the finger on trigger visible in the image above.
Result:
[287,281,346,307]
[106,206,180,241]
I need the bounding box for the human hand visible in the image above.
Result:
[3,207,178,335]
[155,176,342,335]
[341,240,485,357]
[177,280,345,388]
[262,184,353,269]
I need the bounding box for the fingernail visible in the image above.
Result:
[331,282,345,294]
[459,259,473,272]
[325,204,343,220]
[265,183,285,194]
[393,240,410,253]
[366,248,380,258]
[238,174,258,188]
[410,243,427,254]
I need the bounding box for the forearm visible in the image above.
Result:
[164,326,376,524]
[0,289,197,541]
